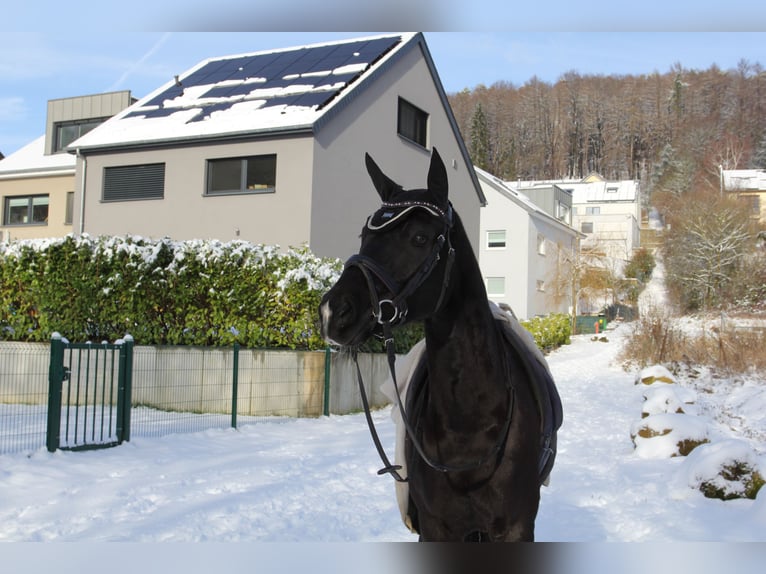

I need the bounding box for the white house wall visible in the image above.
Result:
[73,136,315,247]
[311,42,482,260]
[479,175,578,320]
[480,185,531,318]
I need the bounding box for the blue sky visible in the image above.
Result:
[2,2,766,156]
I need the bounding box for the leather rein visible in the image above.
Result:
[345,201,515,483]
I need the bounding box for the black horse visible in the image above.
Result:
[320,148,561,542]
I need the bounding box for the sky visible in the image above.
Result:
[2,2,766,157]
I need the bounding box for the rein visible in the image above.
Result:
[346,200,516,482]
[353,322,516,482]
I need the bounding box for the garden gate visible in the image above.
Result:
[46,335,134,452]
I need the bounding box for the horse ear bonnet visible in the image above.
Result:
[365,149,453,233]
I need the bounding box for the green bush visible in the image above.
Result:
[0,236,342,350]
[624,247,656,283]
[520,313,571,352]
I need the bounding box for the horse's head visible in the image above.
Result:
[320,148,456,347]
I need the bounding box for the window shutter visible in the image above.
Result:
[103,164,165,202]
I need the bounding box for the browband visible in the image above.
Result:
[366,201,453,232]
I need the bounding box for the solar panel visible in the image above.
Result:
[123,35,402,128]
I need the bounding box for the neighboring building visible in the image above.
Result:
[477,168,582,320]
[722,168,766,223]
[0,91,134,242]
[513,174,641,268]
[69,33,485,260]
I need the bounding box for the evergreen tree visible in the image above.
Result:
[470,102,490,171]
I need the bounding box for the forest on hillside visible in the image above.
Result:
[447,60,766,313]
[448,60,766,189]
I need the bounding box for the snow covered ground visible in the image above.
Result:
[2,265,766,570]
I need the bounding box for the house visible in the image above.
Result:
[68,33,485,260]
[476,168,582,320]
[722,168,766,223]
[0,91,134,243]
[513,174,641,268]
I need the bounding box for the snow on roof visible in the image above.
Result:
[70,34,414,151]
[474,166,580,235]
[0,135,75,178]
[722,169,766,191]
[512,178,639,203]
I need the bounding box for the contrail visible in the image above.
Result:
[107,32,172,91]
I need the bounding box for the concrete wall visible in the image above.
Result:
[0,342,394,417]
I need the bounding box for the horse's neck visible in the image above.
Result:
[422,246,507,407]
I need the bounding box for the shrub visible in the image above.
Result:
[624,247,656,283]
[0,236,342,350]
[520,313,571,352]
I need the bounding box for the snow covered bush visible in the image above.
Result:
[635,364,677,385]
[0,236,342,350]
[630,413,709,458]
[674,440,765,501]
[641,383,697,418]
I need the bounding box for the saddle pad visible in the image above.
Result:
[379,302,563,531]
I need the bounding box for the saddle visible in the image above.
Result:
[381,301,563,531]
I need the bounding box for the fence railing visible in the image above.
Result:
[0,340,394,455]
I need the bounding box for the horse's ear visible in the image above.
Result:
[427,147,449,206]
[365,153,402,201]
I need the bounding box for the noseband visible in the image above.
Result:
[344,200,456,330]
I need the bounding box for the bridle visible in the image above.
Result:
[344,200,515,483]
[344,200,456,330]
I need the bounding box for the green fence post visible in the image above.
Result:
[323,347,331,416]
[116,335,134,443]
[46,334,66,453]
[231,343,239,429]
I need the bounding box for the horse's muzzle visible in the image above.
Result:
[319,270,376,347]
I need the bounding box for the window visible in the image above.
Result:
[581,221,594,234]
[486,277,505,297]
[556,201,571,224]
[487,230,506,249]
[54,118,107,152]
[65,192,74,225]
[585,206,601,215]
[103,163,165,202]
[397,98,428,147]
[606,186,618,193]
[536,279,546,292]
[207,155,276,195]
[3,195,49,225]
[537,233,546,255]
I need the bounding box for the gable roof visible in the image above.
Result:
[0,135,75,179]
[70,34,413,151]
[476,167,582,237]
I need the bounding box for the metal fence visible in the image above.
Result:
[0,340,393,456]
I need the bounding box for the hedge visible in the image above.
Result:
[520,313,572,352]
[0,235,343,350]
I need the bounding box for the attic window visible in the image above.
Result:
[206,154,276,196]
[397,98,428,148]
[54,118,107,152]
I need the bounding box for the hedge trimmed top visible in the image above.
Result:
[0,235,342,349]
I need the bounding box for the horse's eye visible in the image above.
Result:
[413,233,429,246]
